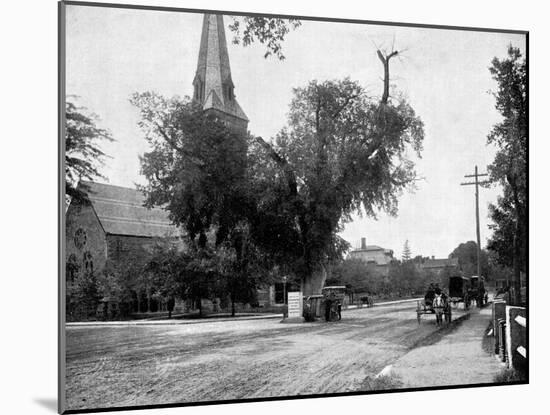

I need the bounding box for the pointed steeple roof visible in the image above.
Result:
[193,14,248,122]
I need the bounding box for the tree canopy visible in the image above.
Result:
[130,92,250,248]
[251,78,424,294]
[132,58,424,296]
[485,46,527,304]
[449,241,489,278]
[130,92,266,312]
[228,17,301,60]
[65,100,113,203]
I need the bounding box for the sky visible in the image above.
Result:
[65,4,526,259]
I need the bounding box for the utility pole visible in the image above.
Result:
[460,166,490,278]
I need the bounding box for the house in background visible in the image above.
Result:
[416,256,459,275]
[348,237,395,276]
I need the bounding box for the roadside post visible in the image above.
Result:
[505,306,527,372]
[282,276,287,317]
[492,300,506,354]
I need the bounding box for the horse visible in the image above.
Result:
[433,294,447,326]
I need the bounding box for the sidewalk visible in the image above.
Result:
[388,306,504,388]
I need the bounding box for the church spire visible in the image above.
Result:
[193,14,248,134]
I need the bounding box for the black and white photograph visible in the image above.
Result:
[58,0,527,413]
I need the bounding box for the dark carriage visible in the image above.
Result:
[448,276,471,309]
[321,286,346,321]
[468,276,488,307]
[303,286,346,322]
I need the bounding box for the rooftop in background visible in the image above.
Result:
[348,238,394,267]
[77,181,179,238]
[351,237,393,255]
[420,257,459,269]
[352,245,390,252]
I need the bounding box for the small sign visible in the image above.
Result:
[287,291,303,319]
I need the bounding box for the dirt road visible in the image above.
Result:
[65,301,465,410]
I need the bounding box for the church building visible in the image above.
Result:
[66,14,281,314]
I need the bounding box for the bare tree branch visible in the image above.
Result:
[377,49,399,105]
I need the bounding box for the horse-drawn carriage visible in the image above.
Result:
[303,286,346,322]
[416,294,452,325]
[468,276,488,307]
[322,286,345,321]
[448,276,471,309]
[416,284,452,325]
[416,274,489,324]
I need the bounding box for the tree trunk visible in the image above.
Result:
[302,265,327,296]
[231,293,236,317]
[377,49,399,105]
[509,176,524,306]
[513,226,522,305]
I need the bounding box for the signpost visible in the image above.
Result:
[285,291,303,322]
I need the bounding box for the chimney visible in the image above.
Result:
[432,255,435,260]
[361,237,366,250]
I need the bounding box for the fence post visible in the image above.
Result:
[505,306,527,371]
[498,319,507,362]
[493,300,507,354]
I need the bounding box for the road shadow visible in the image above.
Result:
[34,398,57,413]
[409,312,471,350]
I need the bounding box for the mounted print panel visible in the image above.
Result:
[59,1,528,413]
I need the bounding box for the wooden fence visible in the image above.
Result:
[492,299,527,371]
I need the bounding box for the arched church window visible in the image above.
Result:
[223,84,233,101]
[67,254,79,283]
[83,251,94,276]
[198,80,203,101]
[116,238,122,255]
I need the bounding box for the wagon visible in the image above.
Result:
[448,276,471,309]
[303,294,324,322]
[416,297,452,324]
[321,286,346,321]
[468,276,487,307]
[302,286,346,322]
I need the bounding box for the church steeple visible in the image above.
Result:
[193,14,248,135]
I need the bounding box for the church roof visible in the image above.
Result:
[193,14,248,122]
[78,181,180,238]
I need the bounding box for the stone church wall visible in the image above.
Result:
[106,234,158,269]
[65,201,108,282]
